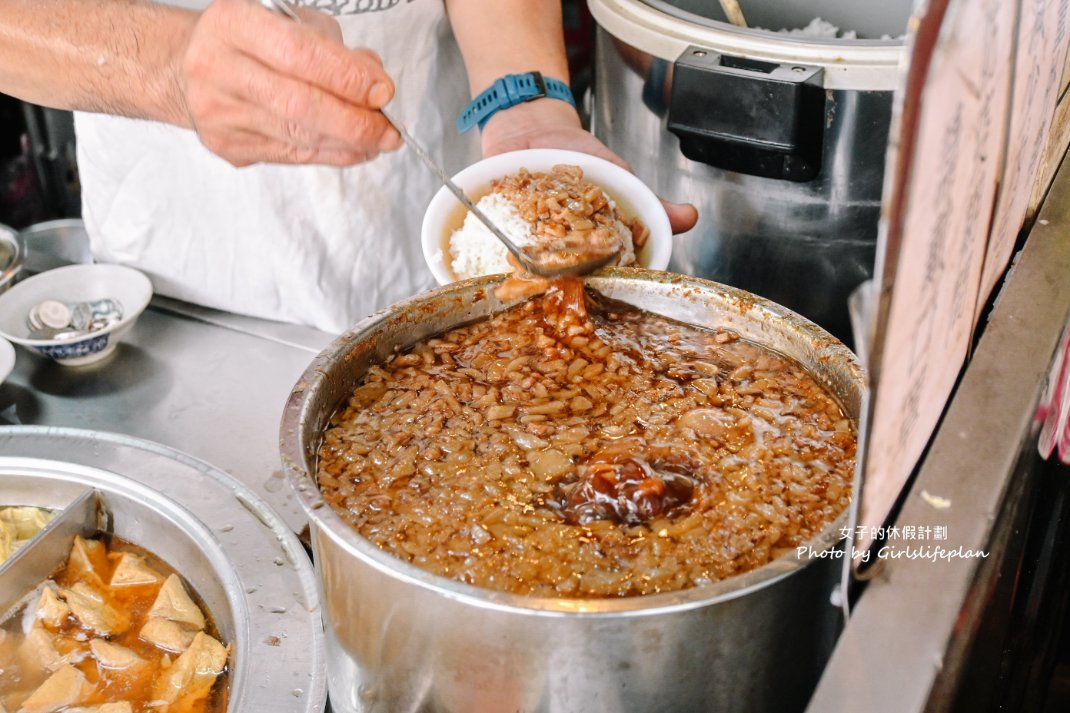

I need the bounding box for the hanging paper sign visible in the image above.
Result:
[857,0,1015,553]
[979,0,1070,316]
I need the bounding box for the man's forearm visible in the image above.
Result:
[445,0,571,96]
[0,0,195,125]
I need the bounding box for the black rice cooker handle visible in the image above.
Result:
[667,47,825,182]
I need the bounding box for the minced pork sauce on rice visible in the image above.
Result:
[449,165,644,280]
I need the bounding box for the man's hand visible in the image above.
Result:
[176,0,402,166]
[481,99,698,234]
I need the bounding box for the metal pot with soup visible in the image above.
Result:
[282,269,863,713]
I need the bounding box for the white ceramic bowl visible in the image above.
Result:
[0,264,153,366]
[422,148,672,285]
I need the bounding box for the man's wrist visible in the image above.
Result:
[479,97,582,157]
[482,97,579,131]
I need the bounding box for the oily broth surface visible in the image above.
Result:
[0,536,228,712]
[317,284,855,598]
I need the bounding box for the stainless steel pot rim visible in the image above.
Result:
[0,457,247,595]
[0,425,328,713]
[282,269,861,618]
[306,501,847,617]
[18,218,87,235]
[588,0,906,90]
[0,457,252,705]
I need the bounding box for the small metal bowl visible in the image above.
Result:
[19,219,93,274]
[0,223,22,294]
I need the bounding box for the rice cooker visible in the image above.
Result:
[588,0,912,344]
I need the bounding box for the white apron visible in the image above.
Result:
[75,0,479,334]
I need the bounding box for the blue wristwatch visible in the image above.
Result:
[457,72,576,133]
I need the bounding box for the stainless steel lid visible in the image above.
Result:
[589,0,908,90]
[0,426,327,713]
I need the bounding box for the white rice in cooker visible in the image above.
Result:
[761,17,857,39]
[449,187,637,280]
[761,16,903,41]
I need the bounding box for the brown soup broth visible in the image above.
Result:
[318,283,856,599]
[0,535,227,712]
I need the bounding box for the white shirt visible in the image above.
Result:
[75,0,479,333]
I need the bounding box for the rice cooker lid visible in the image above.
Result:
[589,0,908,91]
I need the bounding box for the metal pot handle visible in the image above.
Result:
[667,46,826,182]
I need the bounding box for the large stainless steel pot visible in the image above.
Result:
[281,270,864,713]
[589,0,911,344]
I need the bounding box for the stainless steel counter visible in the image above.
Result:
[0,295,335,533]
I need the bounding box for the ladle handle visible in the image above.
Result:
[379,108,532,270]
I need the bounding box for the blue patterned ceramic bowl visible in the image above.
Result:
[0,264,152,366]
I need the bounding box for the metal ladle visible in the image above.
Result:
[257,0,622,278]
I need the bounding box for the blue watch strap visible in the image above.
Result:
[457,72,576,134]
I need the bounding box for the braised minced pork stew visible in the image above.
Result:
[318,281,855,598]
